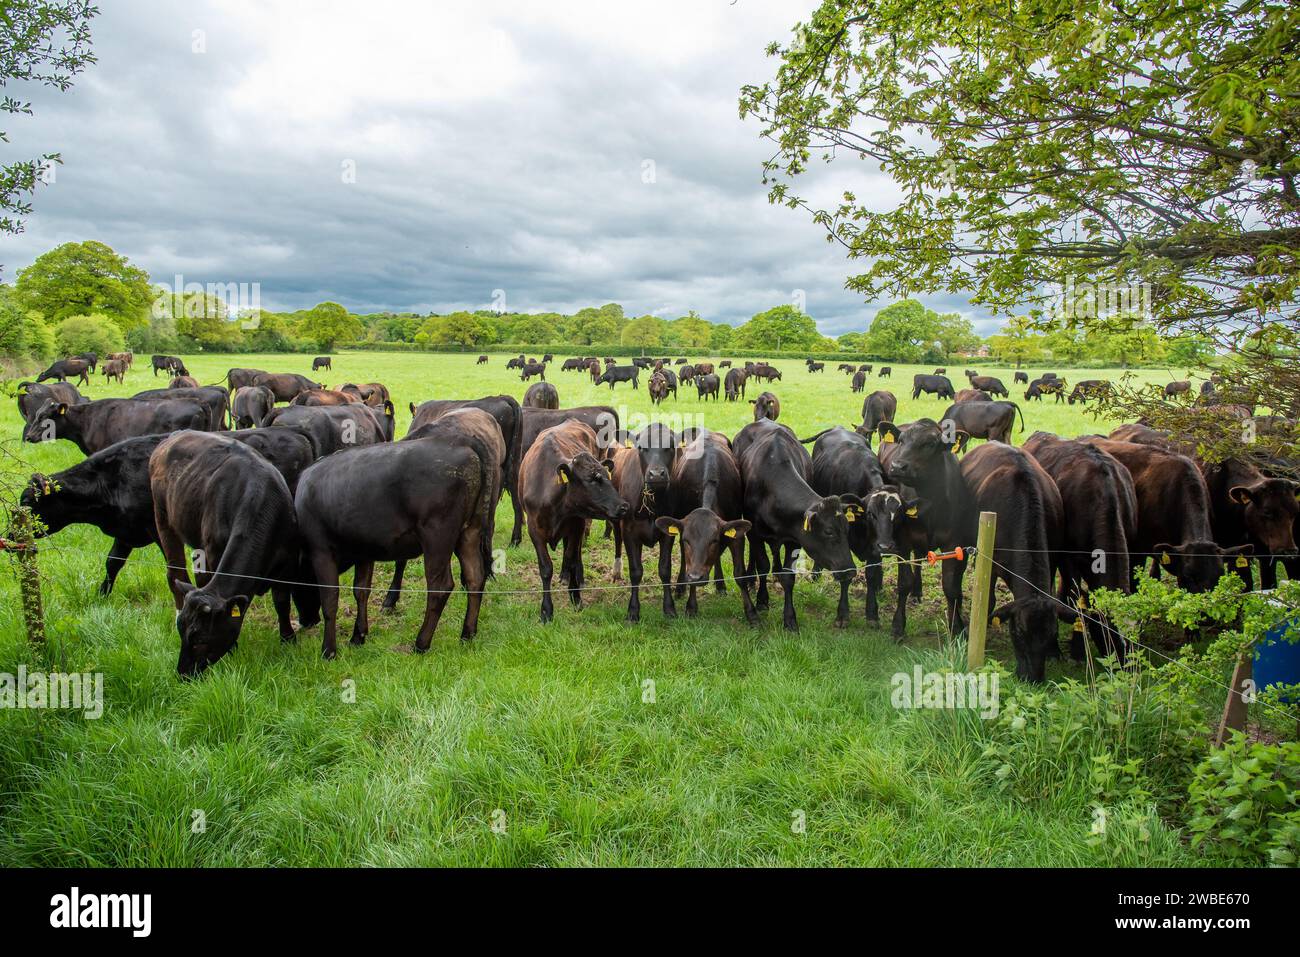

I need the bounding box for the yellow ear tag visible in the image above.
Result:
[882,433,895,443]
[230,606,241,618]
[803,515,811,532]
[1236,555,1249,568]
[991,616,1001,628]
[950,443,961,454]
[724,528,737,538]
[666,525,679,536]
[558,472,569,484]
[625,440,633,448]
[1073,618,1084,632]
[43,482,51,495]
[906,506,918,518]
[1160,552,1170,565]
[845,511,856,523]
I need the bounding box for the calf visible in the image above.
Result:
[232,385,275,429]
[477,354,490,365]
[851,370,866,393]
[878,366,892,378]
[150,432,307,676]
[296,420,498,658]
[36,358,91,386]
[911,374,955,400]
[101,359,127,384]
[939,400,1023,451]
[1024,432,1137,660]
[807,361,825,373]
[960,442,1065,682]
[749,390,780,421]
[597,364,639,390]
[724,367,747,401]
[859,390,897,444]
[655,430,756,623]
[1080,437,1252,591]
[520,360,548,382]
[518,420,629,621]
[610,423,679,621]
[696,372,720,400]
[510,404,619,546]
[524,381,560,409]
[966,373,1008,397]
[22,396,209,455]
[648,373,669,406]
[17,381,85,423]
[1199,457,1299,588]
[312,356,332,372]
[733,418,864,630]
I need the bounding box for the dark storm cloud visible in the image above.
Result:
[0,0,996,337]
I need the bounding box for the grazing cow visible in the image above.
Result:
[724,366,747,401]
[168,374,199,389]
[750,363,782,382]
[878,366,892,378]
[656,430,755,622]
[16,381,86,423]
[838,363,854,374]
[733,418,864,629]
[933,367,946,375]
[252,372,322,403]
[150,432,308,676]
[966,373,1009,397]
[291,388,362,407]
[695,362,715,376]
[803,426,890,621]
[225,367,268,391]
[911,373,955,400]
[718,359,731,368]
[152,355,183,376]
[560,357,584,372]
[1199,458,1299,589]
[679,364,696,384]
[954,388,992,403]
[519,420,629,622]
[20,428,316,598]
[477,354,489,365]
[262,403,392,456]
[22,397,209,455]
[1024,432,1137,660]
[939,400,1024,451]
[609,423,680,620]
[851,370,866,393]
[858,390,897,444]
[339,381,391,408]
[1080,437,1252,592]
[506,355,526,370]
[749,391,780,421]
[859,364,873,374]
[696,373,720,401]
[960,442,1065,682]
[1024,377,1065,402]
[36,358,91,386]
[1013,371,1029,384]
[542,354,554,363]
[74,352,98,372]
[807,361,825,373]
[296,419,498,658]
[132,385,230,430]
[106,351,133,368]
[524,381,560,409]
[597,365,639,390]
[648,373,670,406]
[101,359,127,384]
[312,356,332,372]
[1163,380,1192,399]
[520,360,547,382]
[1068,380,1111,405]
[877,419,978,638]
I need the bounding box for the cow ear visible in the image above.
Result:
[802,508,817,533]
[721,519,751,541]
[877,422,899,443]
[175,580,197,597]
[56,403,68,416]
[224,595,250,620]
[601,458,616,478]
[556,463,572,485]
[1227,485,1253,505]
[903,498,922,520]
[383,401,394,416]
[1153,543,1178,569]
[990,601,1015,628]
[952,430,971,453]
[408,402,416,416]
[655,517,680,537]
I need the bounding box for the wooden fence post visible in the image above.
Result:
[966,511,998,670]
[8,510,45,644]
[1213,652,1253,748]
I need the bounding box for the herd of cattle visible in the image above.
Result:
[11,351,1299,685]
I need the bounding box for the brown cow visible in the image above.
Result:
[101,359,128,384]
[291,388,362,406]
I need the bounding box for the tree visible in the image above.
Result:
[733,304,822,352]
[666,311,712,349]
[297,301,361,351]
[709,322,734,351]
[935,313,980,360]
[864,300,941,363]
[1,2,98,241]
[14,240,152,333]
[159,290,243,350]
[55,312,124,356]
[621,315,665,351]
[986,318,1044,369]
[0,284,53,362]
[509,315,559,345]
[417,311,496,347]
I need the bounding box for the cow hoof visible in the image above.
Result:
[350,635,366,646]
[834,618,847,630]
[865,614,879,625]
[322,648,337,660]
[626,612,640,623]
[98,581,112,597]
[413,643,429,655]
[381,604,398,615]
[280,631,297,643]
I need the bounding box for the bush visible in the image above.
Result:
[55,313,125,357]
[1188,736,1300,865]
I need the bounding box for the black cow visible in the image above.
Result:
[807,361,825,373]
[17,381,86,423]
[1024,377,1065,402]
[1024,432,1136,660]
[520,361,548,382]
[696,372,720,401]
[749,391,779,421]
[523,381,560,410]
[1013,371,1029,384]
[912,374,955,400]
[851,370,866,393]
[518,420,628,622]
[1067,380,1110,405]
[225,368,268,391]
[477,355,489,365]
[1163,380,1192,399]
[22,396,210,455]
[151,355,183,376]
[312,356,332,372]
[560,358,585,372]
[296,420,499,658]
[232,385,276,429]
[878,366,891,378]
[966,373,1009,397]
[150,432,310,676]
[724,367,747,401]
[733,418,863,630]
[36,358,91,386]
[750,363,782,382]
[859,390,897,445]
[262,403,392,456]
[609,423,680,621]
[1200,457,1299,589]
[506,355,526,370]
[133,385,230,430]
[253,372,322,403]
[597,365,639,390]
[939,400,1024,451]
[960,442,1065,683]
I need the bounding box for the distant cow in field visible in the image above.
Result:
[101,359,128,384]
[878,366,891,378]
[724,367,747,401]
[151,355,183,377]
[506,355,526,370]
[806,360,824,373]
[966,372,1009,397]
[1013,371,1029,384]
[36,358,91,386]
[477,354,489,364]
[597,365,639,390]
[1068,380,1110,405]
[911,373,955,400]
[696,372,720,401]
[524,381,560,409]
[851,370,866,393]
[1024,377,1065,402]
[1163,380,1192,399]
[312,356,332,372]
[520,360,547,382]
[561,357,585,372]
[750,363,781,382]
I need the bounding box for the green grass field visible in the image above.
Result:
[0,352,1231,866]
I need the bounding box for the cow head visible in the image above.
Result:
[1228,480,1300,556]
[991,594,1062,683]
[878,419,955,485]
[656,511,750,584]
[750,392,780,422]
[799,494,865,581]
[174,582,250,678]
[633,423,677,496]
[860,486,921,556]
[1153,541,1254,592]
[557,451,629,520]
[17,473,60,535]
[21,399,70,444]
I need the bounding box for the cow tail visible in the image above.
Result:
[797,427,835,444]
[464,433,498,581]
[1013,401,1025,434]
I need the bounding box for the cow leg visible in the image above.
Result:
[612,521,624,581]
[272,585,296,641]
[457,526,486,642]
[563,526,585,607]
[100,538,134,596]
[776,549,798,631]
[730,537,758,625]
[659,538,677,619]
[892,561,912,640]
[350,561,373,645]
[381,559,406,612]
[864,549,882,623]
[1259,556,1279,590]
[530,528,555,623]
[674,544,688,597]
[713,557,725,593]
[311,552,342,659]
[626,534,644,622]
[154,522,190,610]
[941,556,968,635]
[509,495,525,548]
[835,574,851,629]
[413,546,454,653]
[752,536,771,610]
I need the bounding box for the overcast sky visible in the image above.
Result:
[0,0,997,337]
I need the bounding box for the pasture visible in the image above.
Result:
[0,352,1227,866]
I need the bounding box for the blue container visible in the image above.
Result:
[1254,614,1300,704]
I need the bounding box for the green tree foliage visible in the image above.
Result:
[297,301,361,351]
[864,300,941,363]
[0,283,53,361]
[666,311,712,349]
[14,240,152,332]
[157,290,243,351]
[986,317,1044,368]
[508,314,560,345]
[935,313,980,360]
[621,314,665,351]
[709,322,734,351]
[416,311,497,347]
[0,1,97,240]
[733,304,824,351]
[54,312,124,356]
